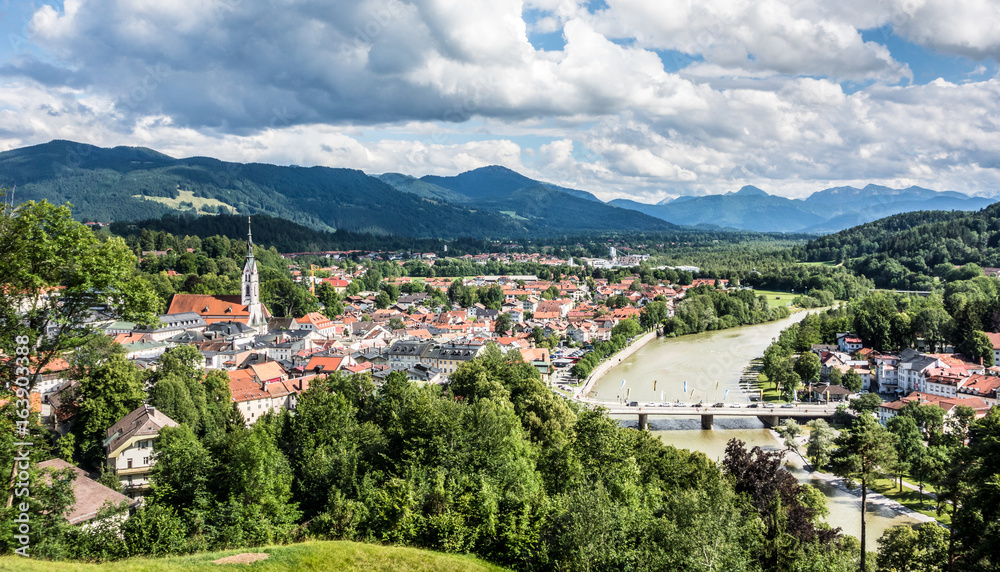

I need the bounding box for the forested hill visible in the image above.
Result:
[0,140,531,238]
[109,213,460,254]
[794,204,1000,290]
[0,140,677,238]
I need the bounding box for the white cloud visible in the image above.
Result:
[0,0,997,206]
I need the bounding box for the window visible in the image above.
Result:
[143,457,149,465]
[127,459,133,469]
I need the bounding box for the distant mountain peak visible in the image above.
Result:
[461,165,524,177]
[735,185,768,196]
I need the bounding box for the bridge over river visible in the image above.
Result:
[588,402,837,429]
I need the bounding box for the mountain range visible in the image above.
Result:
[608,184,994,233]
[0,140,674,238]
[0,140,994,237]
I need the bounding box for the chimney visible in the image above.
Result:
[147,405,156,416]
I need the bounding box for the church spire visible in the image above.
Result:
[246,216,254,260]
[242,216,264,326]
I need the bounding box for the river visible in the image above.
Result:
[591,310,921,547]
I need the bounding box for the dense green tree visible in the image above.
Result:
[951,408,1000,569]
[806,419,837,470]
[913,307,953,354]
[0,200,158,392]
[72,354,147,466]
[849,392,881,415]
[148,425,214,514]
[828,366,843,386]
[831,414,898,572]
[639,301,668,330]
[898,401,946,441]
[842,368,864,392]
[875,523,947,572]
[794,352,821,385]
[962,330,996,367]
[148,345,214,435]
[261,277,320,317]
[852,293,898,351]
[494,312,511,336]
[886,416,924,492]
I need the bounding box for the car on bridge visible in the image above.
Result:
[627,401,639,407]
[712,402,725,408]
[728,403,741,408]
[781,403,795,408]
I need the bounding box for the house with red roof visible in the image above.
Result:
[293,312,337,337]
[878,391,991,425]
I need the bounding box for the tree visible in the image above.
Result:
[0,200,158,392]
[962,330,996,367]
[494,312,511,336]
[148,345,212,434]
[852,293,897,351]
[827,366,843,386]
[374,290,390,310]
[876,523,948,572]
[639,301,668,330]
[831,414,898,572]
[775,419,803,452]
[72,354,147,466]
[315,282,342,318]
[794,352,821,385]
[914,307,953,354]
[899,401,945,441]
[910,446,948,511]
[148,425,214,512]
[261,277,319,317]
[722,439,838,570]
[849,392,882,416]
[770,358,802,402]
[842,368,864,392]
[805,419,837,470]
[950,407,1000,569]
[886,416,925,492]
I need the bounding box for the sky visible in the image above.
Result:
[0,0,999,203]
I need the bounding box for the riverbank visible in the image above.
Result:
[768,430,935,525]
[580,330,658,397]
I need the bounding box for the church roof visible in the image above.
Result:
[167,294,271,324]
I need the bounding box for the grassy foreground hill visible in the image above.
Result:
[0,540,508,572]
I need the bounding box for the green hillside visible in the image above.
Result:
[1,140,676,239]
[0,540,508,572]
[794,204,1000,289]
[0,141,532,238]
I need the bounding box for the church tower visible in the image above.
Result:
[242,217,264,326]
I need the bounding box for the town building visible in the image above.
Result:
[104,405,179,496]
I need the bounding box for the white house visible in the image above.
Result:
[104,405,179,496]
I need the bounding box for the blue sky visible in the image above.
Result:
[0,0,999,202]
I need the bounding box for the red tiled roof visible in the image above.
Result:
[305,355,347,373]
[985,332,1000,350]
[167,294,271,324]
